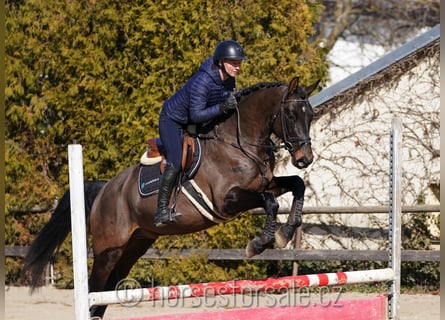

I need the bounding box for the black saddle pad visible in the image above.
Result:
[138,163,162,197]
[137,137,202,197]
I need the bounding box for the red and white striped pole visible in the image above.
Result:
[89,268,395,307]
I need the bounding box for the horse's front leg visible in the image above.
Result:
[275,194,304,248]
[245,192,279,258]
[265,175,305,248]
[222,188,279,258]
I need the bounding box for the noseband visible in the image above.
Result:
[272,93,312,153]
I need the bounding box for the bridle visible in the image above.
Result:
[196,87,312,184]
[276,92,312,153]
[198,88,312,152]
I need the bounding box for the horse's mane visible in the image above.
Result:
[235,82,286,100]
[198,82,286,134]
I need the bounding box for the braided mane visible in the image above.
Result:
[235,82,286,100]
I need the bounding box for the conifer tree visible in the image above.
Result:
[6,0,327,286]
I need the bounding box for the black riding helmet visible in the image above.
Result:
[213,40,248,64]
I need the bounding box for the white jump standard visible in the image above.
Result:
[68,117,403,319]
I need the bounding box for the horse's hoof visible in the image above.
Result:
[275,224,295,248]
[246,239,263,258]
[245,236,273,258]
[245,244,255,258]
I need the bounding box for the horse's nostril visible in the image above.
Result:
[297,161,305,168]
[294,156,313,169]
[294,157,307,168]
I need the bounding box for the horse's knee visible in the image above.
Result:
[262,192,279,213]
[270,201,279,213]
[290,176,305,197]
[270,175,305,199]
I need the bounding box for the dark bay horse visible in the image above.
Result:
[23,76,319,318]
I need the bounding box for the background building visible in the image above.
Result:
[276,26,440,250]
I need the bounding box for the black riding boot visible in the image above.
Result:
[154,162,180,227]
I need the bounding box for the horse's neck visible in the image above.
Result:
[216,99,277,148]
[237,88,283,141]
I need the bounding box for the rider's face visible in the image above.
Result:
[223,59,242,78]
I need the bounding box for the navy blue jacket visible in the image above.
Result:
[161,57,235,125]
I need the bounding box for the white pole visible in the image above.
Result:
[388,118,402,320]
[89,268,396,307]
[68,144,90,320]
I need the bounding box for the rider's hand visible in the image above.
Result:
[219,91,237,114]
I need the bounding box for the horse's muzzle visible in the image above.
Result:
[292,144,313,169]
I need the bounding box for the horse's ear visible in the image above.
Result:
[288,76,299,94]
[305,79,321,96]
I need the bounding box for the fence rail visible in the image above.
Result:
[7,204,440,262]
[252,204,440,214]
[6,247,440,262]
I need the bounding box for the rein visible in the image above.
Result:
[197,87,312,175]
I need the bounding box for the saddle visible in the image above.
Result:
[138,134,201,197]
[140,134,200,175]
[138,134,227,223]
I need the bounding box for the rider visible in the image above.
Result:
[154,40,248,227]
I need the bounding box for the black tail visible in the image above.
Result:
[22,180,107,291]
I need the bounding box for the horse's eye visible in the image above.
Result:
[287,112,297,122]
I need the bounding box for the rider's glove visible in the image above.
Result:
[219,91,237,114]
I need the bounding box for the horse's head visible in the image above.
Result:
[274,77,320,169]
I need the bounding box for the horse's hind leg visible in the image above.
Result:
[89,233,155,319]
[89,247,124,318]
[245,192,279,258]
